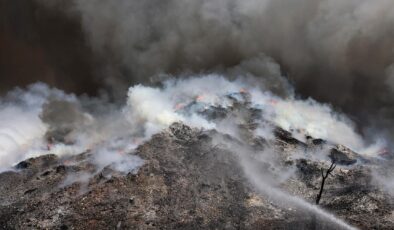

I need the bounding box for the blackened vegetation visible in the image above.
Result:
[275,127,307,147]
[316,162,336,205]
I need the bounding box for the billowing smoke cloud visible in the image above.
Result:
[0,83,79,169]
[35,0,394,141]
[0,74,378,170]
[0,83,144,175]
[40,99,93,143]
[126,75,379,153]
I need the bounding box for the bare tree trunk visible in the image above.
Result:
[316,169,327,205]
[316,162,336,205]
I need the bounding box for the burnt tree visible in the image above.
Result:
[316,162,336,205]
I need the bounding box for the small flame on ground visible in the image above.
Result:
[63,160,72,166]
[378,148,391,157]
[47,143,53,151]
[196,95,205,101]
[174,103,186,111]
[239,88,248,93]
[269,99,278,105]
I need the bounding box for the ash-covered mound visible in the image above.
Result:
[1,122,393,229]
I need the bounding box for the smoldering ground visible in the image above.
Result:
[0,75,384,229]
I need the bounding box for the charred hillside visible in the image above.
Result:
[0,122,393,229]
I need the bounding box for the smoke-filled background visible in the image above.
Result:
[1,0,394,162]
[2,0,394,142]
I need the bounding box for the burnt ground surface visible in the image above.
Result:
[0,123,394,229]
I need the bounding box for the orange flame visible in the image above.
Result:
[132,138,142,145]
[63,160,72,166]
[269,99,278,105]
[378,148,390,155]
[174,103,186,110]
[239,88,248,93]
[196,95,205,101]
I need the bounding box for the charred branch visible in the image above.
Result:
[316,162,336,205]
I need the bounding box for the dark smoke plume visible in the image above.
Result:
[0,0,102,95]
[7,0,394,141]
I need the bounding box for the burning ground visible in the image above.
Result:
[0,76,394,229]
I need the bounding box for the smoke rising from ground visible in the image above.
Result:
[2,1,394,226]
[221,139,357,229]
[126,75,379,153]
[0,75,384,170]
[36,0,394,140]
[0,83,144,175]
[0,74,359,169]
[0,83,77,170]
[0,75,387,228]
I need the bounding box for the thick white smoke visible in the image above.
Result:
[0,74,381,171]
[125,75,376,153]
[0,83,77,170]
[0,83,144,175]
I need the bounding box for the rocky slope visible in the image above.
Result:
[0,121,393,229]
